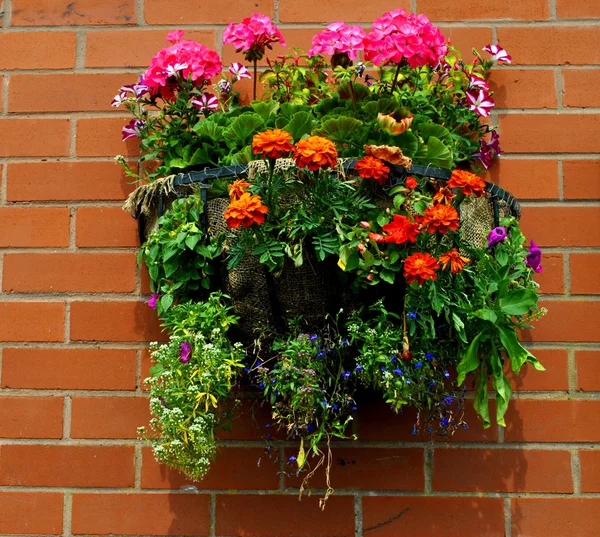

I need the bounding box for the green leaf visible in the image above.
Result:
[393,194,406,210]
[499,289,537,316]
[313,117,363,145]
[193,120,224,139]
[380,269,395,284]
[394,130,419,157]
[497,325,541,373]
[284,111,315,141]
[474,365,491,429]
[473,308,498,323]
[159,294,174,311]
[413,136,453,170]
[456,331,484,385]
[251,101,279,122]
[416,122,452,144]
[227,113,265,144]
[362,249,375,269]
[185,234,200,250]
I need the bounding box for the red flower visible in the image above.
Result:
[354,155,390,185]
[369,232,385,244]
[404,252,440,285]
[421,205,460,234]
[406,177,418,189]
[382,215,420,245]
[439,248,469,274]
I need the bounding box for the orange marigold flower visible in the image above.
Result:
[421,204,460,234]
[354,156,390,185]
[404,252,440,285]
[382,214,420,245]
[293,136,338,171]
[432,186,456,205]
[227,179,251,200]
[439,248,470,274]
[364,144,412,168]
[252,129,294,159]
[448,169,487,197]
[224,192,268,229]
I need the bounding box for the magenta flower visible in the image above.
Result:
[488,130,501,155]
[488,227,507,248]
[122,119,145,141]
[147,293,160,310]
[525,240,543,273]
[111,91,127,107]
[468,75,489,91]
[191,92,219,112]
[473,130,501,169]
[218,79,231,93]
[223,13,285,61]
[308,21,366,61]
[228,62,251,80]
[179,342,192,364]
[167,30,184,44]
[466,89,495,117]
[483,44,512,64]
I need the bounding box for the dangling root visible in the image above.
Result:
[298,434,334,511]
[122,175,177,218]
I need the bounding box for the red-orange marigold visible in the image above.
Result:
[228,179,251,200]
[448,169,487,197]
[354,156,390,185]
[382,214,420,245]
[252,129,294,159]
[432,186,456,205]
[439,248,469,274]
[421,204,460,234]
[404,252,440,285]
[293,136,338,171]
[224,192,268,229]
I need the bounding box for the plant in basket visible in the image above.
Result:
[118,10,545,507]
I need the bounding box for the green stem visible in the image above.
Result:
[253,59,258,101]
[390,63,402,94]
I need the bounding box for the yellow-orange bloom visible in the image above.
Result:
[404,252,440,285]
[293,136,338,171]
[224,192,268,229]
[364,144,412,168]
[377,112,413,135]
[354,156,390,185]
[227,179,251,200]
[448,169,487,197]
[432,186,456,206]
[252,129,294,159]
[439,248,469,274]
[421,204,460,234]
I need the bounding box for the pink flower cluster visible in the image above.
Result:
[223,13,285,59]
[307,21,366,61]
[363,9,447,68]
[143,33,222,95]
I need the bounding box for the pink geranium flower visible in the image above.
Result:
[223,13,285,61]
[166,30,184,44]
[483,44,512,64]
[308,21,366,61]
[466,89,495,117]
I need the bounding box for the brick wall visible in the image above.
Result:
[0,1,599,536]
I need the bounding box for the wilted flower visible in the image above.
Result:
[439,248,469,274]
[228,62,251,79]
[377,112,413,135]
[111,91,127,107]
[483,44,512,64]
[432,186,456,205]
[218,79,231,93]
[488,226,507,248]
[356,62,366,77]
[227,179,251,200]
[468,75,489,91]
[364,144,412,168]
[525,240,543,273]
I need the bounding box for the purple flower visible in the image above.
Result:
[191,92,219,113]
[488,130,502,155]
[525,240,543,273]
[179,341,192,364]
[218,79,231,93]
[441,417,450,427]
[393,369,403,375]
[228,62,251,80]
[473,141,494,170]
[147,293,159,310]
[444,396,454,405]
[356,62,365,77]
[122,119,145,141]
[342,371,351,378]
[488,226,507,248]
[466,89,495,117]
[111,91,127,107]
[468,75,489,91]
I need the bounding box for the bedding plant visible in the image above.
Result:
[121,11,545,505]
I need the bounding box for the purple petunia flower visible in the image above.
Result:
[488,226,507,248]
[525,240,543,273]
[147,293,159,310]
[122,119,145,141]
[483,44,512,64]
[218,79,231,93]
[228,62,251,80]
[179,341,192,364]
[466,89,495,117]
[191,92,219,113]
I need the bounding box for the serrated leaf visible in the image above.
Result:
[313,117,363,145]
[284,111,315,141]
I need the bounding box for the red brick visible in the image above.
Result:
[358,399,498,442]
[0,492,63,535]
[71,396,149,439]
[522,300,600,342]
[9,74,136,113]
[1,348,137,390]
[0,119,70,157]
[440,27,493,57]
[0,445,134,487]
[563,69,600,108]
[580,450,600,492]
[498,27,600,65]
[216,495,354,537]
[0,302,65,342]
[7,161,136,202]
[0,31,75,69]
[512,499,600,537]
[505,400,600,442]
[499,114,600,154]
[3,253,136,293]
[145,0,274,23]
[0,396,63,439]
[363,497,504,537]
[487,159,559,200]
[433,448,572,492]
[72,493,209,535]
[285,447,424,491]
[519,207,600,247]
[576,350,600,391]
[489,69,556,109]
[70,301,165,342]
[0,207,70,247]
[557,0,600,18]
[280,0,409,22]
[421,0,548,21]
[11,0,136,26]
[87,29,217,68]
[141,446,280,489]
[507,348,569,391]
[76,117,140,157]
[570,253,600,294]
[533,253,564,294]
[563,160,600,200]
[76,207,138,247]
